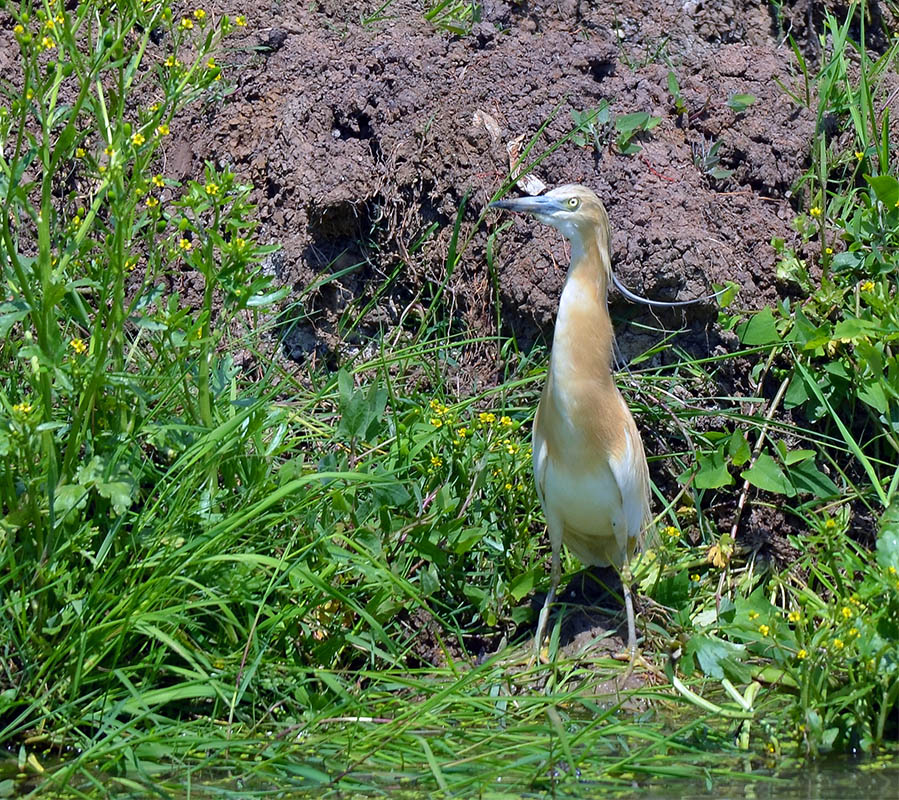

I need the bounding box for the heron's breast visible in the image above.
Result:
[542,450,618,523]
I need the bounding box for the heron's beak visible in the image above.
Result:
[489,195,563,215]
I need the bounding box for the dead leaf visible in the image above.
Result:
[506,133,546,196]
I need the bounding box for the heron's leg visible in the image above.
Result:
[611,562,638,672]
[534,542,561,662]
[622,579,637,659]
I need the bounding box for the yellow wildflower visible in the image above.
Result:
[841,606,852,619]
[157,123,170,136]
[430,455,442,468]
[662,525,679,540]
[506,442,520,455]
[131,132,145,146]
[690,573,700,583]
[860,280,874,292]
[748,611,759,621]
[797,649,808,660]
[788,610,801,623]
[194,9,206,20]
[758,624,770,636]
[235,15,247,26]
[152,174,165,188]
[500,415,513,427]
[179,238,192,251]
[12,402,33,414]
[205,182,219,196]
[429,417,442,428]
[809,206,822,218]
[833,638,844,650]
[69,338,87,354]
[478,412,495,425]
[180,17,194,29]
[146,196,159,208]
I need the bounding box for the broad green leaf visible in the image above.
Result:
[246,286,290,307]
[714,281,740,308]
[776,252,811,292]
[695,447,733,489]
[784,448,815,465]
[728,431,751,467]
[831,250,864,272]
[420,564,440,596]
[736,307,781,345]
[615,112,660,133]
[741,452,795,496]
[0,301,29,338]
[684,634,750,682]
[832,316,878,342]
[617,139,642,155]
[865,173,899,208]
[856,339,883,374]
[783,374,810,409]
[372,481,411,506]
[338,373,368,440]
[655,570,690,610]
[509,569,539,602]
[789,460,840,498]
[667,71,681,96]
[789,308,830,350]
[52,484,89,518]
[96,480,134,515]
[726,93,756,112]
[858,380,889,414]
[876,497,899,571]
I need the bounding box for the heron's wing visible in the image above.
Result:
[532,403,548,511]
[607,400,651,553]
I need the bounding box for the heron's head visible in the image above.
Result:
[489,184,610,246]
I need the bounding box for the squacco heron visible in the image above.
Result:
[491,184,651,659]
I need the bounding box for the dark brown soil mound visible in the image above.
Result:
[163,0,820,369]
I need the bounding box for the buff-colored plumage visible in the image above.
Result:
[491,185,651,658]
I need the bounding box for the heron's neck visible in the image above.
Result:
[549,234,615,394]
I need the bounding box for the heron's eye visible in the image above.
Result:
[566,197,580,209]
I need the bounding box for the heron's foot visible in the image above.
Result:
[612,646,664,683]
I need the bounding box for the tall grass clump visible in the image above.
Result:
[0,0,296,770]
